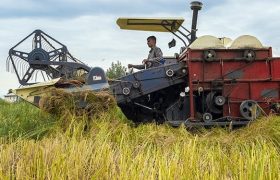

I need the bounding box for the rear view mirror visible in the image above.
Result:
[168,38,176,48]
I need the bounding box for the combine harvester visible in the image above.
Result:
[7,1,280,127]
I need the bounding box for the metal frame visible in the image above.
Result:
[6,29,91,85]
[126,19,192,47]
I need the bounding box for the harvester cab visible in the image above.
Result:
[7,1,280,127]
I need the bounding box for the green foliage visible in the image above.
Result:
[106,61,127,79]
[0,99,56,139]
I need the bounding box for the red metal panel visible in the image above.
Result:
[250,82,279,100]
[188,49,271,82]
[223,61,270,80]
[223,83,250,117]
[189,61,270,82]
[189,62,202,81]
[223,103,240,117]
[270,58,280,80]
[203,62,222,81]
[190,62,222,81]
[224,83,250,101]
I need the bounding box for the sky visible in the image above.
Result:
[1,0,280,97]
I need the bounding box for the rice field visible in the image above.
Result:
[0,99,280,179]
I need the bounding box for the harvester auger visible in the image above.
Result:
[7,1,280,127]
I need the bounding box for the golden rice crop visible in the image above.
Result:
[39,88,116,129]
[0,99,280,179]
[39,88,116,116]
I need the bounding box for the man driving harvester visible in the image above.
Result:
[128,36,164,69]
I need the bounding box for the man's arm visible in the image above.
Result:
[128,64,146,69]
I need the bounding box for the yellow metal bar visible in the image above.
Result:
[12,78,61,106]
[116,18,184,32]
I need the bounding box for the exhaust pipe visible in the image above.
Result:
[190,1,203,43]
